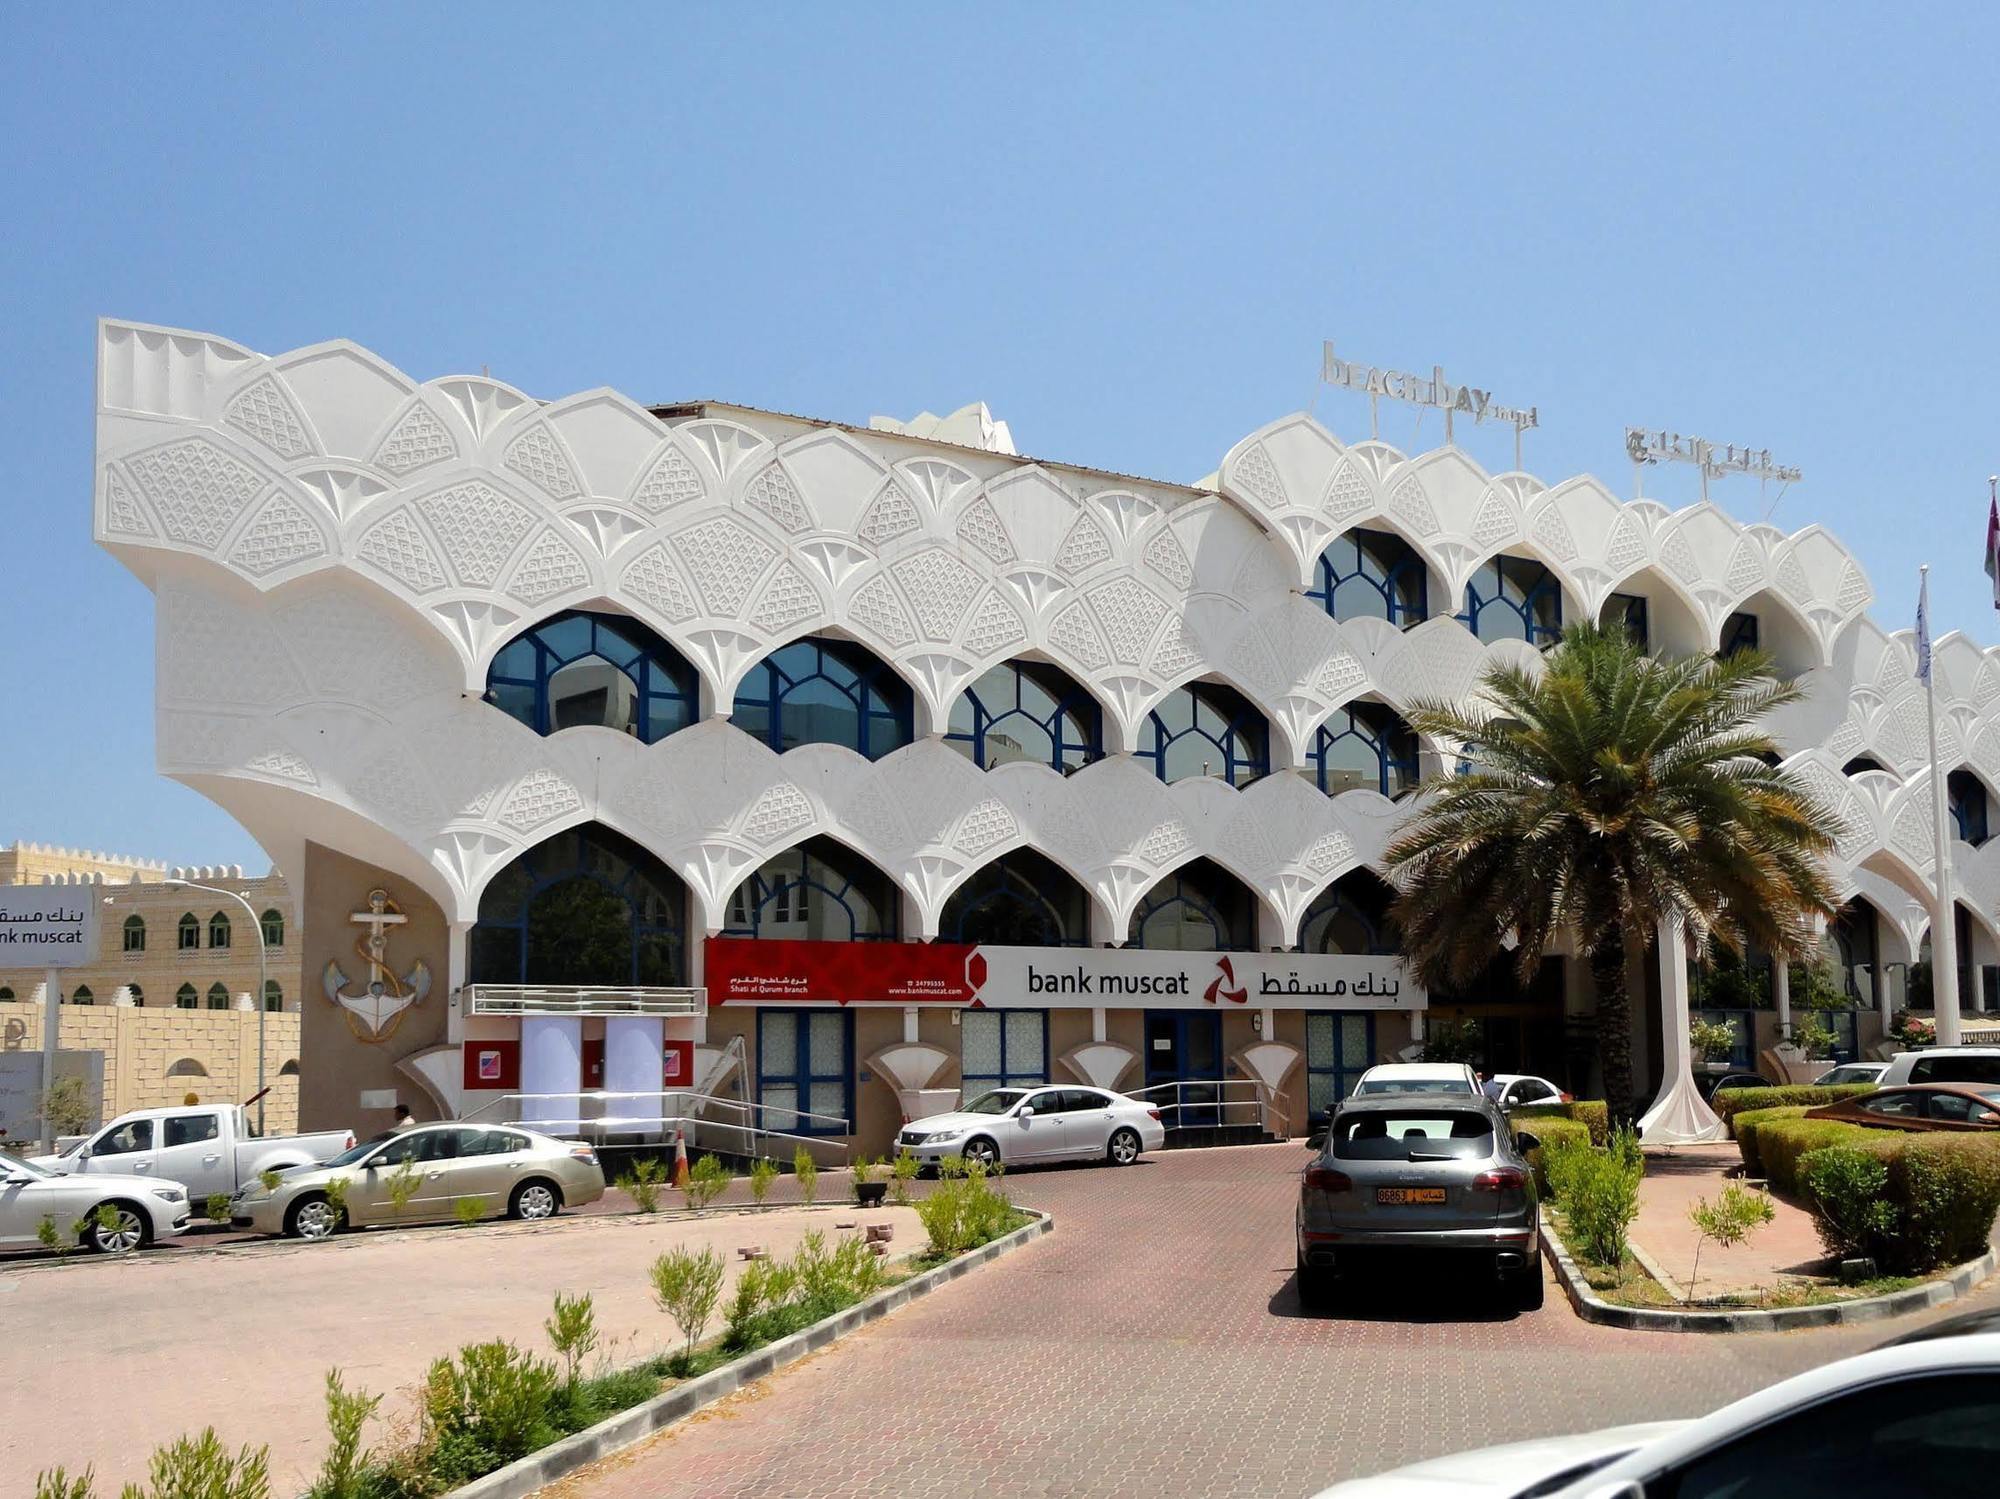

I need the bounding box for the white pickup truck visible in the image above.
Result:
[30,1104,355,1202]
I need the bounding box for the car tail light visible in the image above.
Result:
[1145,1107,1162,1123]
[1303,1166,1352,1192]
[569,1146,598,1164]
[1558,1092,1574,1104]
[1471,1167,1527,1192]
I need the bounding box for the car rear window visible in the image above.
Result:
[1911,1056,2000,1086]
[1354,1079,1473,1096]
[1331,1111,1495,1161]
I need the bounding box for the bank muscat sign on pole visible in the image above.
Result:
[704,938,1423,1012]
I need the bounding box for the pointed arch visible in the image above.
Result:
[1127,857,1258,952]
[468,821,690,986]
[1137,678,1270,787]
[722,832,901,942]
[483,607,699,745]
[945,658,1104,773]
[1307,525,1433,629]
[1457,550,1567,647]
[1721,586,1824,675]
[1598,564,1709,658]
[939,848,1091,946]
[1306,695,1419,798]
[1298,869,1400,954]
[731,634,914,760]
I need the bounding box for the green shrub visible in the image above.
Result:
[204,1192,232,1222]
[1799,1146,1896,1261]
[33,1470,94,1499]
[913,1171,1017,1257]
[748,1156,779,1208]
[1512,1116,1589,1195]
[452,1196,489,1226]
[1883,1135,2000,1273]
[141,1429,272,1498]
[1511,1100,1608,1146]
[1730,1105,1813,1177]
[1710,1083,1876,1129]
[682,1153,731,1212]
[1683,1185,1775,1302]
[423,1339,564,1468]
[890,1150,919,1205]
[306,1369,381,1499]
[793,1145,818,1206]
[619,1156,666,1213]
[544,1291,599,1387]
[1753,1116,1880,1197]
[1546,1139,1641,1267]
[649,1246,725,1370]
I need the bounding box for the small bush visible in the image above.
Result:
[424,1340,564,1468]
[143,1428,272,1499]
[1683,1185,1775,1302]
[850,1155,877,1202]
[203,1191,233,1222]
[1753,1116,1880,1197]
[914,1171,1017,1257]
[453,1196,489,1227]
[1513,1116,1589,1195]
[748,1156,779,1208]
[620,1156,667,1213]
[36,1214,69,1254]
[1710,1083,1876,1129]
[545,1291,598,1387]
[1546,1139,1641,1268]
[33,1470,94,1499]
[306,1369,381,1499]
[321,1175,351,1224]
[1511,1100,1609,1146]
[682,1153,731,1212]
[1884,1135,2000,1273]
[793,1146,818,1206]
[1729,1105,1813,1178]
[890,1150,919,1205]
[650,1245,725,1369]
[1799,1146,1896,1261]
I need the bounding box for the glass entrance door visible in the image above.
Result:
[1145,1011,1223,1128]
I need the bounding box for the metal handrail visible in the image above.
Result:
[458,1088,851,1160]
[1128,1078,1278,1135]
[459,985,705,1016]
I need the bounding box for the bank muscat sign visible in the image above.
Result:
[703,937,1423,1012]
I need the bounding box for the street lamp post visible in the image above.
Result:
[163,878,270,1136]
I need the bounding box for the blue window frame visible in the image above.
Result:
[1720,610,1760,658]
[1306,1012,1376,1121]
[486,609,698,746]
[1949,770,1990,847]
[757,1009,852,1136]
[724,836,900,942]
[469,823,688,986]
[1604,592,1650,651]
[939,850,1089,946]
[1458,554,1563,646]
[946,660,1102,772]
[1299,878,1395,954]
[1309,528,1428,628]
[1128,858,1256,952]
[960,1009,1048,1097]
[734,636,913,760]
[1138,681,1269,787]
[1308,701,1419,798]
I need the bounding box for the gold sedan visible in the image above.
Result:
[229,1122,605,1239]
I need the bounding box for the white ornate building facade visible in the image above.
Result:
[94,320,2000,1150]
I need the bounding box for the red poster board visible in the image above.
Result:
[463,1039,520,1091]
[662,1039,694,1086]
[705,936,980,1005]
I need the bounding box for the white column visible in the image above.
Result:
[1637,914,1725,1145]
[520,1016,583,1131]
[604,1016,665,1140]
[1772,960,1791,1036]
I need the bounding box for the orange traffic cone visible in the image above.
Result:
[672,1126,690,1189]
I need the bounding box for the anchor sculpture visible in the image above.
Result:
[323,887,431,1042]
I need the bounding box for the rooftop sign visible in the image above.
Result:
[1624,427,1801,505]
[1320,341,1539,463]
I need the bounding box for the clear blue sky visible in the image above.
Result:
[3,5,1996,872]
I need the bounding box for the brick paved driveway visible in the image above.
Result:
[556,1140,2000,1499]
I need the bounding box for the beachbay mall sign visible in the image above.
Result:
[704,937,1424,1012]
[1320,342,1539,435]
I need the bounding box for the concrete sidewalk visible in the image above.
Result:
[1630,1143,1827,1298]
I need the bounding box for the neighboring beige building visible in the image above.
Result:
[0,843,304,1132]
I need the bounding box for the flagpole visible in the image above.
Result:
[1920,564,1963,1045]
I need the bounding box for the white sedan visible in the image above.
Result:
[0,1152,191,1253]
[1311,1318,2000,1495]
[895,1086,1166,1170]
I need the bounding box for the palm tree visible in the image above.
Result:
[1383,621,1846,1117]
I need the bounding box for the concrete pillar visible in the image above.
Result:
[1772,960,1791,1036]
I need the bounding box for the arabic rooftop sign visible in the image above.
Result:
[705,937,1423,1012]
[1624,427,1801,504]
[0,885,100,969]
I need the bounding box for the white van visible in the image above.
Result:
[1877,1047,2000,1089]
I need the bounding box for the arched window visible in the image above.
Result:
[0,987,13,1002]
[1458,555,1563,646]
[1308,701,1419,798]
[206,983,231,1010]
[264,981,284,1012]
[1720,610,1760,658]
[725,836,900,942]
[940,850,1090,947]
[734,637,913,759]
[1830,900,1880,1004]
[1309,528,1427,628]
[1602,593,1650,651]
[486,609,698,745]
[166,1057,208,1078]
[1842,756,1889,777]
[470,823,689,987]
[1127,858,1257,952]
[260,909,284,947]
[1138,682,1269,787]
[70,986,93,1005]
[1949,770,1990,847]
[128,985,144,1007]
[122,915,146,952]
[175,984,197,1009]
[1299,873,1398,954]
[279,1059,301,1077]
[208,912,231,950]
[177,913,200,951]
[946,660,1101,772]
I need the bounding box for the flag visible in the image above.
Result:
[1916,569,1932,684]
[1987,481,2000,609]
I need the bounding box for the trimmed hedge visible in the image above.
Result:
[1752,1115,1881,1197]
[1513,1099,1609,1146]
[1711,1084,1876,1130]
[1512,1116,1591,1195]
[1731,1105,1812,1179]
[1798,1134,2000,1273]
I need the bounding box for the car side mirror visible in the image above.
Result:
[76,1146,92,1160]
[1019,1106,1035,1119]
[1514,1132,1541,1154]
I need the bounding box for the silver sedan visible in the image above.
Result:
[230,1122,605,1239]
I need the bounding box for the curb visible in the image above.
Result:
[440,1210,1054,1499]
[1541,1223,1996,1333]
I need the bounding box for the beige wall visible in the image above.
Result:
[298,841,452,1134]
[0,999,300,1131]
[0,843,169,886]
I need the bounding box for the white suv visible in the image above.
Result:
[1878,1046,2000,1088]
[1349,1062,1482,1098]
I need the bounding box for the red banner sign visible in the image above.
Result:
[705,936,979,1005]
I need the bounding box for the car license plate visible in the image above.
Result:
[1376,1187,1446,1205]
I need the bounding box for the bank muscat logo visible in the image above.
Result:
[958,951,1250,1006]
[322,888,432,1043]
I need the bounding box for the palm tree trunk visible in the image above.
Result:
[1591,938,1635,1123]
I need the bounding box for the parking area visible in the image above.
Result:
[11,1140,1998,1499]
